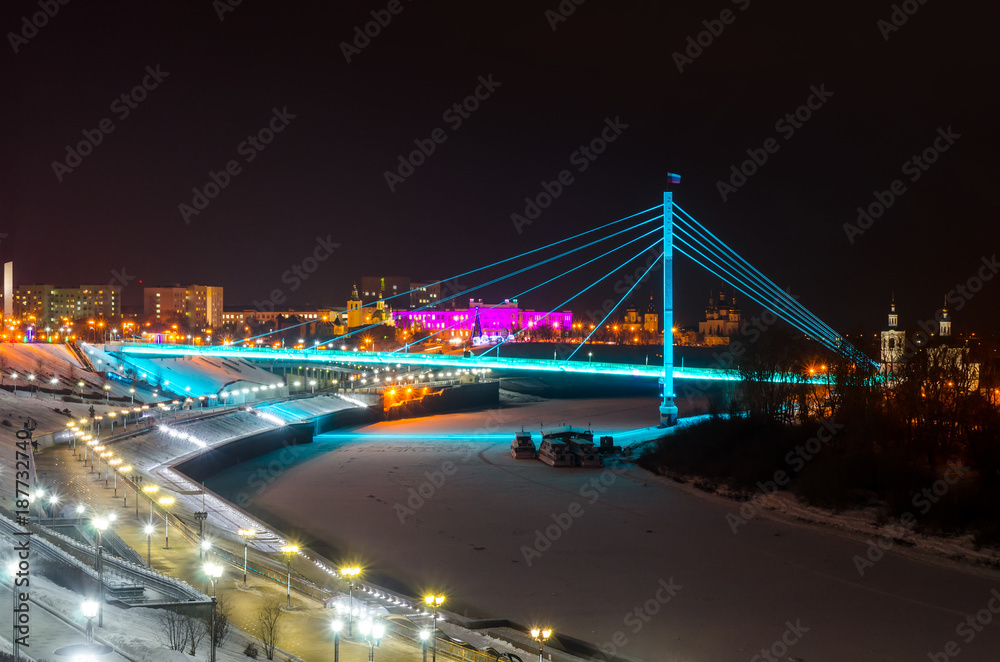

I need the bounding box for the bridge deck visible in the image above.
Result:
[116,344,738,381]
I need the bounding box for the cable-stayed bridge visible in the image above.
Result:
[119,182,874,424]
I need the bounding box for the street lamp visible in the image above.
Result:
[92,517,110,627]
[280,545,299,609]
[129,387,135,404]
[331,619,343,662]
[99,451,112,483]
[358,619,385,662]
[204,563,223,662]
[424,595,445,662]
[143,523,154,567]
[118,466,132,506]
[142,484,159,523]
[237,529,256,586]
[530,628,553,662]
[108,458,121,490]
[103,383,110,403]
[341,566,361,635]
[420,630,430,662]
[81,600,99,644]
[158,496,175,548]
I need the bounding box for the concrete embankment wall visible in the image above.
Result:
[175,405,381,483]
[383,380,499,421]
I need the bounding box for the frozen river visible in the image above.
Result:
[211,396,1000,661]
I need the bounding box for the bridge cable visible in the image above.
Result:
[318,215,663,347]
[673,205,874,365]
[566,250,664,362]
[671,222,842,348]
[394,225,664,352]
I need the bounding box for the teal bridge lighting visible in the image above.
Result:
[117,343,834,385]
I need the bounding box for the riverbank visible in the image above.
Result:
[243,396,1000,662]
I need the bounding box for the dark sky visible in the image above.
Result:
[4,0,999,334]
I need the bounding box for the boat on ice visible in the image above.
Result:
[510,429,537,459]
[537,426,603,467]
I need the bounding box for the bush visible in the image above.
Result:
[244,642,260,659]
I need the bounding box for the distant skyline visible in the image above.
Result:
[4,2,998,332]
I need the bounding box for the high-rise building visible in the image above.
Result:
[144,285,223,328]
[14,283,121,325]
[410,281,441,309]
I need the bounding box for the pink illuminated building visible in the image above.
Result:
[392,299,572,341]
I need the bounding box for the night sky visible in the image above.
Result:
[4,1,999,334]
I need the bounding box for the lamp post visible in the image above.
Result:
[129,387,135,404]
[423,595,445,662]
[92,517,109,627]
[108,458,121,491]
[99,451,112,484]
[237,529,256,586]
[358,619,385,662]
[158,496,175,548]
[331,619,343,662]
[420,629,430,662]
[341,566,361,635]
[103,384,110,403]
[530,628,552,662]
[81,600,99,644]
[118,466,132,506]
[204,563,223,662]
[143,523,154,567]
[142,484,159,523]
[280,545,299,609]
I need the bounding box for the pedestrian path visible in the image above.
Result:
[34,443,424,662]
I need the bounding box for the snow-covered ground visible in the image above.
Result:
[242,396,1000,662]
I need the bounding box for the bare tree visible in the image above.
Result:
[255,599,283,660]
[211,594,234,648]
[186,613,208,656]
[156,609,189,651]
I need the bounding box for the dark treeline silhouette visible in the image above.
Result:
[642,327,1000,547]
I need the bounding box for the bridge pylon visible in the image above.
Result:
[660,180,679,426]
